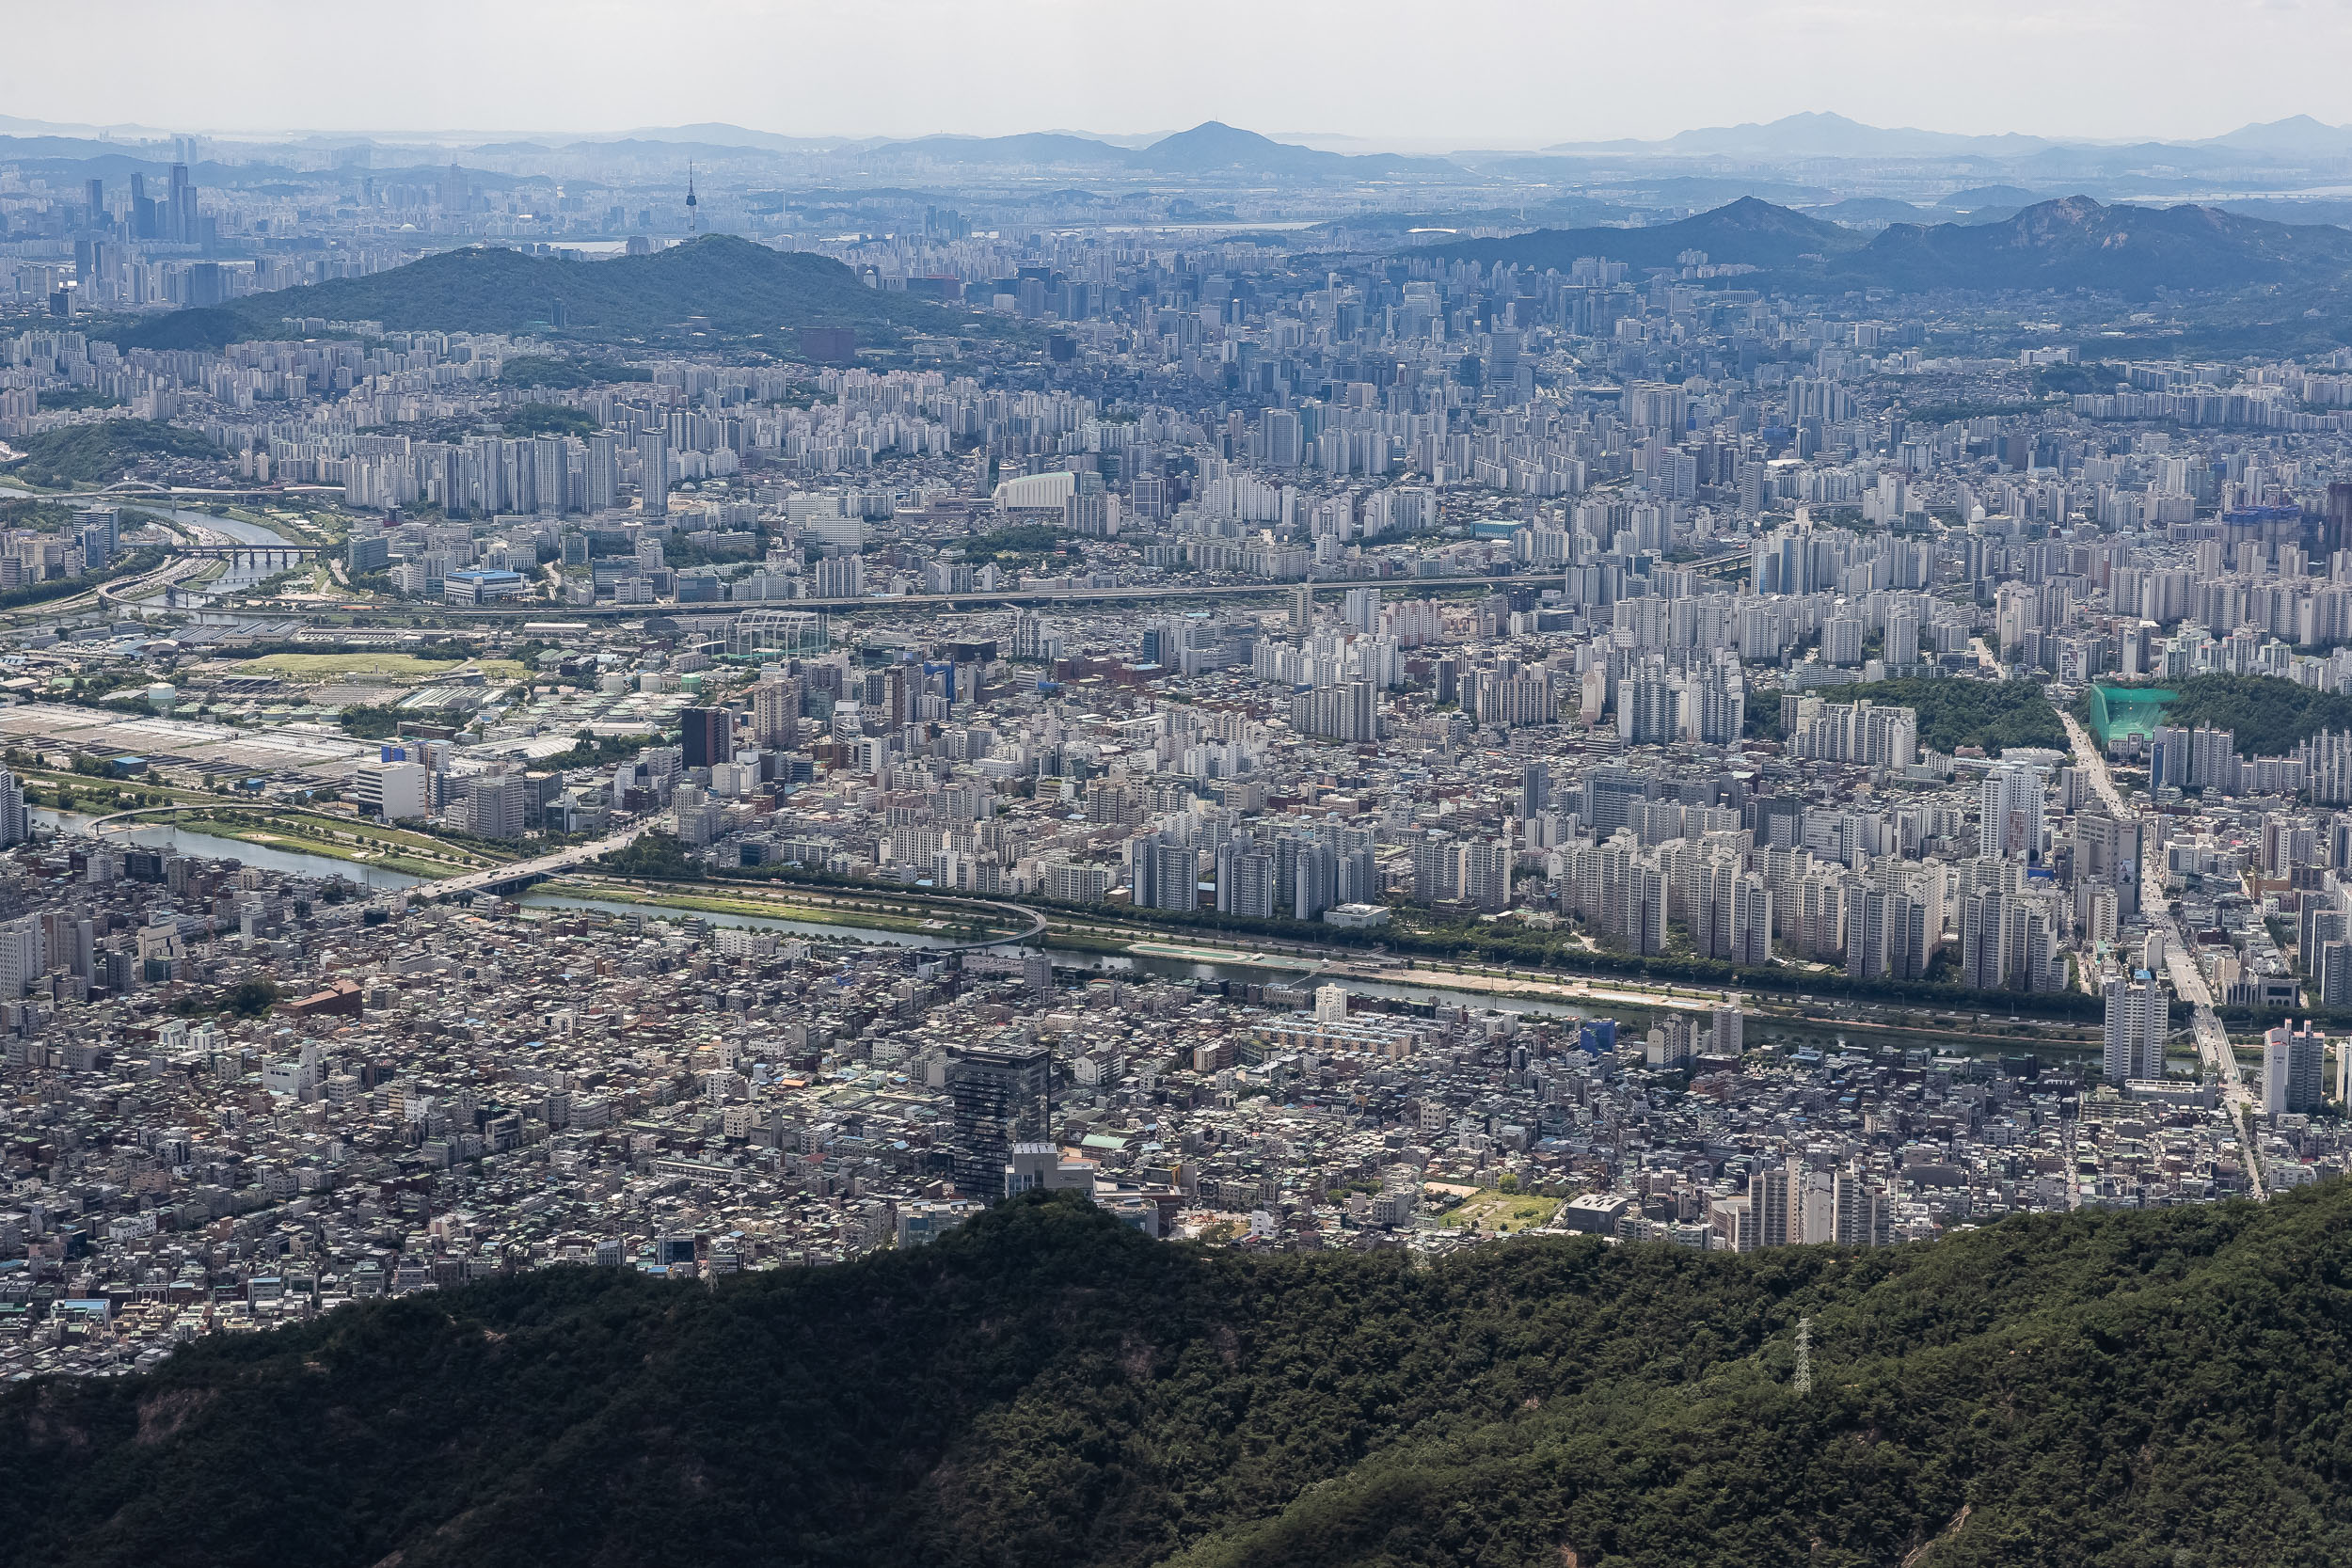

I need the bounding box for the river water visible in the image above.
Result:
[126,504,292,603]
[34,808,424,892]
[24,805,2097,1042]
[0,487,297,606]
[31,804,1594,1018]
[516,891,1595,1018]
[33,810,2093,1047]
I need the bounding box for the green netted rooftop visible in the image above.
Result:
[2088,684,2177,747]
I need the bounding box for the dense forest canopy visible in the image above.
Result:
[1748,674,2067,753]
[96,234,979,353]
[0,420,218,486]
[9,1186,2352,1568]
[2130,673,2352,758]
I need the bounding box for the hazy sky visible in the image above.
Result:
[10,0,2352,147]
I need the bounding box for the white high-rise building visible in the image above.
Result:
[1797,1170,1836,1243]
[1731,875,1772,968]
[1883,610,1918,668]
[1747,1163,1793,1248]
[0,914,43,998]
[2102,974,2169,1085]
[355,760,427,822]
[1457,839,1513,913]
[1833,1173,1892,1246]
[2263,1024,2325,1116]
[585,434,619,512]
[1979,762,2045,862]
[1696,860,1738,960]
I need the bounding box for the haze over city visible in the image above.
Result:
[10,0,2352,145]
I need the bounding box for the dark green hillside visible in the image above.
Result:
[1432,197,1865,273]
[1434,195,2352,300]
[1748,675,2066,753]
[2093,673,2352,758]
[1841,197,2352,296]
[97,234,975,353]
[1,419,218,487]
[499,402,597,437]
[10,1187,2352,1568]
[497,353,650,388]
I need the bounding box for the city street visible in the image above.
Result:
[2061,708,2266,1198]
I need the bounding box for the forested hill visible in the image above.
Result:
[1430,195,2352,300]
[10,1185,2352,1568]
[97,234,973,353]
[1747,674,2066,753]
[2148,673,2352,758]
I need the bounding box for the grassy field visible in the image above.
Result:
[173,816,453,879]
[171,812,505,879]
[235,653,470,682]
[232,652,530,686]
[8,771,527,877]
[1438,1190,1563,1235]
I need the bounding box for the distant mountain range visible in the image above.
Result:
[0,112,173,142]
[607,122,856,154]
[1848,196,2352,293]
[862,120,1455,178]
[1434,194,2352,296]
[2198,113,2352,156]
[15,110,2352,174]
[872,131,1136,167]
[1434,197,1863,272]
[580,111,2352,169]
[16,113,2352,200]
[425,119,1459,178]
[1549,111,2057,161]
[1545,110,2352,167]
[93,234,966,353]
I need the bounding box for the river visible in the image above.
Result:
[514,890,1597,1019]
[39,813,2074,1039]
[0,485,295,605]
[34,808,425,891]
[30,801,1601,1019]
[125,503,290,602]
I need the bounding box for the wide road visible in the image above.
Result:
[429,825,649,899]
[266,551,1753,623]
[2060,708,2265,1197]
[402,573,1558,621]
[551,871,1049,951]
[0,498,295,623]
[566,868,2108,1058]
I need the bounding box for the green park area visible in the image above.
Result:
[1438,1188,1563,1235]
[236,653,468,682]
